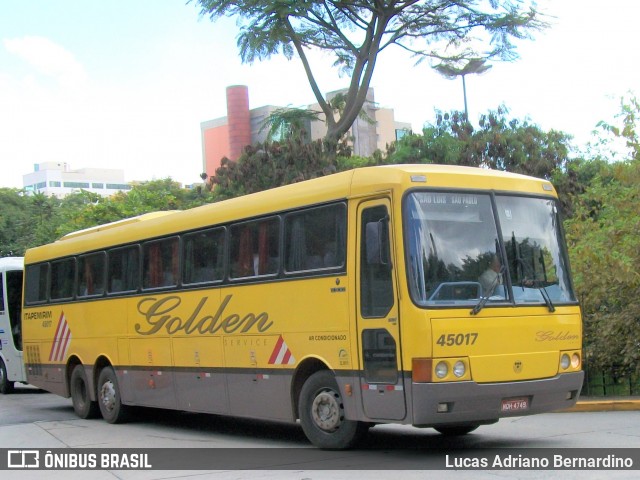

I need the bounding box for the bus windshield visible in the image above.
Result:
[404,191,576,307]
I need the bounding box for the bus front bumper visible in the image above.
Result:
[410,371,584,427]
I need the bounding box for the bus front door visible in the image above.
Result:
[356,199,406,420]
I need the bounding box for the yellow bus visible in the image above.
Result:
[22,165,583,449]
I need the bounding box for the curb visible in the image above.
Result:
[560,398,640,412]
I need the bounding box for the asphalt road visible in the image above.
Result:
[1,384,639,479]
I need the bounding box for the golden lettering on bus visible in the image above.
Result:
[135,294,273,336]
[535,330,579,342]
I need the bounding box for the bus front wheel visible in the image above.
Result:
[97,367,130,424]
[298,370,367,449]
[0,359,14,394]
[70,365,99,419]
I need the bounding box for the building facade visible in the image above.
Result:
[200,85,411,178]
[23,162,131,198]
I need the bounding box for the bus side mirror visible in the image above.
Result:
[365,221,391,267]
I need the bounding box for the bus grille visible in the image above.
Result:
[25,345,43,376]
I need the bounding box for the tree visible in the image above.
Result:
[565,160,640,375]
[386,106,572,179]
[210,138,339,199]
[195,0,547,159]
[260,107,320,143]
[594,94,640,162]
[0,189,61,256]
[563,94,640,375]
[434,58,492,122]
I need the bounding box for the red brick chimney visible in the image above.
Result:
[226,85,251,161]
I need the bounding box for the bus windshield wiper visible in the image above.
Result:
[517,257,555,312]
[536,281,556,312]
[470,266,505,316]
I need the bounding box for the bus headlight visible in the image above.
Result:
[435,361,448,379]
[571,353,581,368]
[453,360,466,378]
[560,353,570,370]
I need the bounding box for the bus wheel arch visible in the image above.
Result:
[291,357,329,421]
[65,356,83,398]
[96,364,130,424]
[93,355,112,397]
[297,368,368,449]
[0,357,15,394]
[69,363,100,418]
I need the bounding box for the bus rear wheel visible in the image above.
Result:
[298,370,368,449]
[97,366,130,424]
[0,359,14,394]
[70,365,99,419]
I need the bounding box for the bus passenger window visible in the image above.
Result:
[230,218,279,279]
[143,237,179,289]
[50,258,76,300]
[284,203,346,273]
[108,246,140,293]
[77,252,106,297]
[183,228,225,284]
[25,264,49,304]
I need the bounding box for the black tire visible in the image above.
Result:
[298,370,368,449]
[70,365,99,419]
[96,366,130,424]
[0,358,15,394]
[434,425,479,436]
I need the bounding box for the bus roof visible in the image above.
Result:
[60,211,179,240]
[0,257,24,272]
[24,165,556,263]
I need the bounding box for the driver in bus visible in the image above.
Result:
[479,255,503,297]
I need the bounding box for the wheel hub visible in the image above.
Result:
[100,381,116,412]
[311,390,342,432]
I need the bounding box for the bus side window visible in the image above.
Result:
[143,237,179,289]
[77,252,106,297]
[230,218,279,279]
[284,203,346,273]
[108,246,140,293]
[183,228,225,284]
[50,258,76,301]
[25,264,49,304]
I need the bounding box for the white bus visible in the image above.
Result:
[0,257,26,393]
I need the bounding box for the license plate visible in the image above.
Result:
[501,397,529,413]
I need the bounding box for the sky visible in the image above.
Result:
[1,0,639,189]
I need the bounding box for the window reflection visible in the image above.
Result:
[404,192,575,307]
[496,196,575,304]
[405,192,504,306]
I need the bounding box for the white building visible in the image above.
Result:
[23,162,131,198]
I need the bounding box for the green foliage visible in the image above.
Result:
[551,157,610,218]
[596,94,640,160]
[54,179,215,237]
[564,95,640,375]
[565,160,640,375]
[0,180,216,254]
[386,107,572,180]
[260,107,320,143]
[0,190,61,256]
[210,139,336,199]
